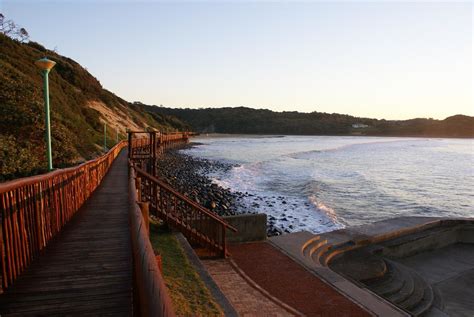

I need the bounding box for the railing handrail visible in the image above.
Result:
[129,166,175,317]
[0,140,128,193]
[1,140,128,292]
[129,130,235,257]
[134,165,237,232]
[127,131,188,135]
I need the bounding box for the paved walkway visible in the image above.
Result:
[0,150,132,316]
[229,242,371,317]
[203,259,295,317]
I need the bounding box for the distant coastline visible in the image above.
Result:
[195,133,474,140]
[142,105,474,139]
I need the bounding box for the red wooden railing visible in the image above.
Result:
[0,141,127,292]
[128,132,190,173]
[133,166,237,257]
[129,166,175,317]
[1,129,228,317]
[129,131,237,257]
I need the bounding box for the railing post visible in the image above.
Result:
[138,202,150,236]
[222,224,226,258]
[0,211,3,294]
[135,176,141,202]
[152,132,157,177]
[128,131,132,160]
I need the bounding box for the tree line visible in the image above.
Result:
[143,105,474,138]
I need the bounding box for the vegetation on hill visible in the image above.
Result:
[145,106,474,138]
[0,31,189,181]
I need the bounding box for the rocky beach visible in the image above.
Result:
[155,143,287,236]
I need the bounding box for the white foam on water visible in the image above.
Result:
[185,135,474,231]
[309,195,345,227]
[209,163,259,192]
[236,192,345,234]
[208,163,345,234]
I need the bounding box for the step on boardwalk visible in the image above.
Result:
[0,150,132,316]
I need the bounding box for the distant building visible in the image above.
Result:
[352,123,369,129]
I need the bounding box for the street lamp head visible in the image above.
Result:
[35,57,56,72]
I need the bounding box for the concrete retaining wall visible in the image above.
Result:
[386,224,474,258]
[459,225,474,243]
[223,213,267,243]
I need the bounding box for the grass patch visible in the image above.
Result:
[149,221,222,317]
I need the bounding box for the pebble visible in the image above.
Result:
[155,143,291,236]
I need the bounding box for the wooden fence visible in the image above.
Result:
[0,141,127,292]
[129,131,236,257]
[1,129,230,316]
[129,166,175,317]
[134,166,237,257]
[128,132,191,175]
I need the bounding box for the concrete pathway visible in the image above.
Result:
[202,259,295,317]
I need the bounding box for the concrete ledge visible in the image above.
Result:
[269,236,409,317]
[224,213,267,243]
[269,217,474,317]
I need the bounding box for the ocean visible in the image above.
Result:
[182,135,474,234]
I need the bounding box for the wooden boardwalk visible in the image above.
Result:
[0,150,133,316]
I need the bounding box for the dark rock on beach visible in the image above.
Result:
[155,143,241,217]
[155,143,283,236]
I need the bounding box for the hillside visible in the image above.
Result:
[0,33,189,180]
[145,106,474,138]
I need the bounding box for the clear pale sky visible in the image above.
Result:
[2,1,473,120]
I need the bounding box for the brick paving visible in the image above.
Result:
[229,242,371,317]
[202,259,295,317]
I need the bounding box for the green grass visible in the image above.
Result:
[149,221,222,317]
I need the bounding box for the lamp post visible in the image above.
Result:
[35,57,56,171]
[104,123,107,152]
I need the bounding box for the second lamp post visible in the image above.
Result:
[35,57,56,171]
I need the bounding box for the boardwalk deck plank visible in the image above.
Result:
[0,150,133,316]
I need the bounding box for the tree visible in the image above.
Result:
[17,27,29,42]
[0,13,29,43]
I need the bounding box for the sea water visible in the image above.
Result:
[182,135,474,234]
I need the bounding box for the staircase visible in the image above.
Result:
[364,260,435,316]
[301,235,440,316]
[321,244,438,316]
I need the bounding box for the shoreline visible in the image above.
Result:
[194,133,474,140]
[155,143,285,236]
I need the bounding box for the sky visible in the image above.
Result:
[1,1,472,120]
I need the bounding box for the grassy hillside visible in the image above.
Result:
[0,34,189,181]
[145,106,474,138]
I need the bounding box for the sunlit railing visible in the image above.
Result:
[128,132,190,172]
[129,166,175,317]
[129,131,236,257]
[133,166,237,257]
[0,141,127,292]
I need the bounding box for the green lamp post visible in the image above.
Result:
[35,57,56,171]
[104,123,107,152]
